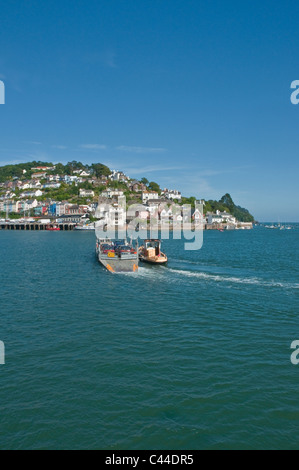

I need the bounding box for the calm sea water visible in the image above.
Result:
[0,227,298,450]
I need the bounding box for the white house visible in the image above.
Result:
[31,181,42,188]
[160,207,173,223]
[207,210,236,225]
[24,199,38,211]
[146,200,159,214]
[0,191,16,200]
[141,191,159,203]
[173,213,183,225]
[20,190,43,198]
[32,166,55,172]
[32,172,47,179]
[79,170,91,177]
[109,170,129,183]
[101,188,124,199]
[71,169,90,177]
[64,175,79,184]
[0,200,17,213]
[96,201,126,227]
[47,174,61,182]
[162,189,182,201]
[79,188,95,198]
[56,202,68,216]
[42,183,61,189]
[20,181,42,190]
[20,182,31,190]
[192,208,204,226]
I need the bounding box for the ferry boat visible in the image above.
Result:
[96,238,139,273]
[139,239,168,265]
[74,222,95,230]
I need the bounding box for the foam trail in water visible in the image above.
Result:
[167,268,299,289]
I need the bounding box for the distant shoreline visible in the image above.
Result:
[0,221,254,232]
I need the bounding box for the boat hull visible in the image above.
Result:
[98,255,138,273]
[138,240,168,266]
[96,239,139,273]
[139,255,168,265]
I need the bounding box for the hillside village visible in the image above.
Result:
[0,161,254,229]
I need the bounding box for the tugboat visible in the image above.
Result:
[96,238,139,273]
[139,239,168,265]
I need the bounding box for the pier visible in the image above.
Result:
[0,222,75,231]
[0,222,253,232]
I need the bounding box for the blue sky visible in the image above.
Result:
[0,0,299,221]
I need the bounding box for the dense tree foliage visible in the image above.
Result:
[90,163,111,178]
[181,196,196,205]
[64,161,86,174]
[0,161,53,182]
[148,181,160,193]
[204,193,254,222]
[0,160,111,181]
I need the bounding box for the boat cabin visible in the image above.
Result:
[143,239,162,258]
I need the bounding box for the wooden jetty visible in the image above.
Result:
[0,222,75,231]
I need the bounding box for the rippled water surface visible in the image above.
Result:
[0,227,298,449]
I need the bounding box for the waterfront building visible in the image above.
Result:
[0,200,17,213]
[95,199,126,227]
[56,202,68,216]
[48,203,57,216]
[64,204,89,216]
[207,210,236,225]
[34,205,49,216]
[24,199,38,212]
[56,214,85,224]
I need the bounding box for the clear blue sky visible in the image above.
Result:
[0,0,298,221]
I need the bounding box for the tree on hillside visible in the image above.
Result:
[64,161,86,174]
[55,163,66,175]
[181,196,196,205]
[90,163,111,178]
[219,193,234,209]
[140,177,149,186]
[148,181,160,193]
[218,193,254,222]
[0,161,47,182]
